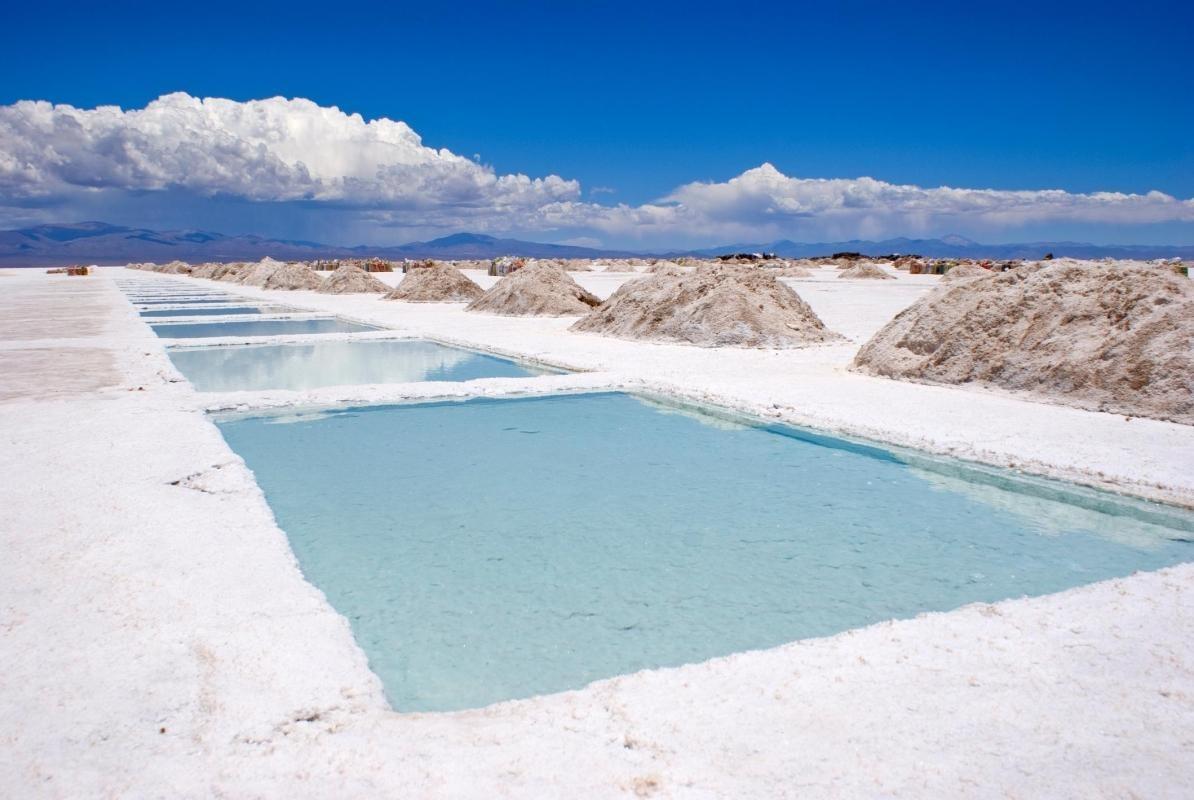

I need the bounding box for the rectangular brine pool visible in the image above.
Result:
[134,297,239,306]
[140,306,267,318]
[171,339,553,391]
[216,392,1193,712]
[127,289,225,295]
[151,318,379,339]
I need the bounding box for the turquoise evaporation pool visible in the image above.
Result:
[170,339,555,391]
[215,392,1194,712]
[151,318,379,338]
[140,306,267,318]
[134,297,238,305]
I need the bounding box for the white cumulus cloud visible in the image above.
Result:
[0,93,579,213]
[559,164,1194,243]
[1,94,1191,244]
[664,163,1194,228]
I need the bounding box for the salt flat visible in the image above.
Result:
[1,266,1192,798]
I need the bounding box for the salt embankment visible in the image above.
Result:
[853,261,1194,423]
[385,263,484,302]
[571,264,844,348]
[316,264,390,294]
[467,263,601,316]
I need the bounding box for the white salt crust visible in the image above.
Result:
[1,266,1191,798]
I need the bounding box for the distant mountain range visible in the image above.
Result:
[692,235,1194,260]
[0,222,1190,266]
[0,223,637,266]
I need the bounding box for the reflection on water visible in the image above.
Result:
[134,298,236,305]
[632,394,752,431]
[169,339,548,391]
[140,306,265,318]
[910,468,1191,550]
[151,318,377,338]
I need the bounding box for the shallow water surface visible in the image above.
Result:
[217,393,1193,712]
[171,339,549,391]
[140,306,265,318]
[152,318,378,338]
[134,297,238,305]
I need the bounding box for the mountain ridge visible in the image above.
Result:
[0,222,1190,266]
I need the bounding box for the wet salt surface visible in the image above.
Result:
[217,392,1194,712]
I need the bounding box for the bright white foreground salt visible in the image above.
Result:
[1,266,1192,797]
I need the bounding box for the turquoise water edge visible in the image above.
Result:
[171,339,551,391]
[217,392,1193,712]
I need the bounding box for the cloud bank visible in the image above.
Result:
[1,93,1191,244]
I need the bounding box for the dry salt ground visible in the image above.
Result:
[2,265,1193,797]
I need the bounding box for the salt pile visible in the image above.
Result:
[853,261,1194,423]
[236,258,287,287]
[211,262,246,281]
[259,262,323,291]
[571,264,844,348]
[941,264,993,283]
[467,263,600,316]
[775,265,813,278]
[384,263,483,302]
[604,260,648,273]
[838,263,894,280]
[316,264,390,294]
[187,262,220,279]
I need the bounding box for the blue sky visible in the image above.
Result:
[1,0,1191,246]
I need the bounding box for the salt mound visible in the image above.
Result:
[236,258,287,287]
[385,263,483,302]
[260,262,323,291]
[571,264,844,348]
[211,262,246,281]
[317,264,390,294]
[838,263,893,280]
[188,262,220,279]
[940,264,993,283]
[853,262,1194,423]
[775,265,812,278]
[467,263,600,316]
